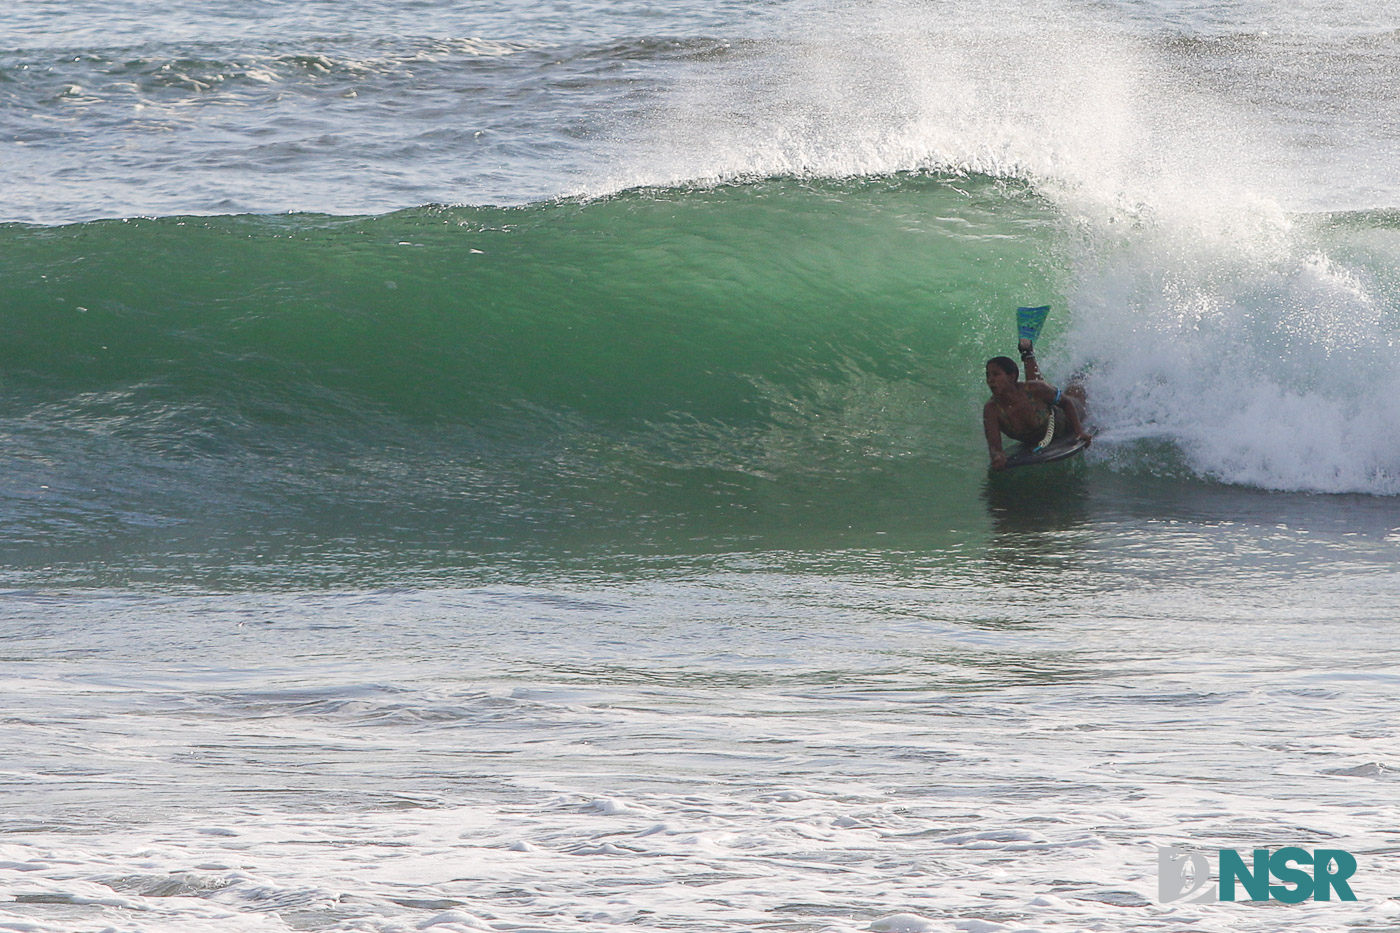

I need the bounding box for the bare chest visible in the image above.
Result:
[996,393,1048,439]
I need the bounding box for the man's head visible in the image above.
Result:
[986,356,1018,392]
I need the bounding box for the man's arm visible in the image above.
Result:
[1059,392,1091,443]
[983,401,1007,470]
[1026,381,1093,444]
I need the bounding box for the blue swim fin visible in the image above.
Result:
[1017,305,1051,343]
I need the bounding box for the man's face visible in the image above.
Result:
[986,363,1014,395]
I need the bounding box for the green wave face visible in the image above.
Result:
[3,175,1056,419]
[0,175,1067,571]
[9,173,1400,583]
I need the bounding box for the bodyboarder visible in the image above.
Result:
[983,338,1091,471]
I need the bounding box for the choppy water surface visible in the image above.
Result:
[4,532,1400,932]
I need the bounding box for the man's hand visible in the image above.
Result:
[990,451,1007,471]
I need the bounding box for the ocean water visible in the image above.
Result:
[3,1,1400,931]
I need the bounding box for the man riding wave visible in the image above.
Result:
[983,338,1091,471]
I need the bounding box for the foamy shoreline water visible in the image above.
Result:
[4,565,1400,931]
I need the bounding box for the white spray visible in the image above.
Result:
[599,0,1400,493]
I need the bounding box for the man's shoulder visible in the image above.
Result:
[1023,379,1054,397]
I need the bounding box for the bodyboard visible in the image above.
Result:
[1002,434,1088,469]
